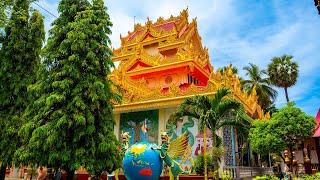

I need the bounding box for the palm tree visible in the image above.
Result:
[242,63,278,110]
[267,55,298,103]
[168,87,252,177]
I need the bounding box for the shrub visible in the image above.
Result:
[221,170,232,180]
[253,175,279,180]
[296,173,320,180]
[194,154,213,176]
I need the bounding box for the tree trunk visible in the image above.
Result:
[284,87,290,103]
[0,164,6,180]
[212,134,220,180]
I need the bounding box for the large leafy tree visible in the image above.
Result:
[0,0,13,28]
[242,63,277,110]
[249,103,315,161]
[267,55,298,103]
[16,0,121,177]
[0,0,44,179]
[169,88,252,171]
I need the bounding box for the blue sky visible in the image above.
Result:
[36,0,320,116]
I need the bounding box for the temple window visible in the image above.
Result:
[143,42,159,55]
[160,48,177,57]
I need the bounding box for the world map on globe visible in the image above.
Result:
[123,142,163,180]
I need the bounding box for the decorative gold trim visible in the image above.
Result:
[111,9,268,120]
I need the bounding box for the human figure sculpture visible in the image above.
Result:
[37,167,46,180]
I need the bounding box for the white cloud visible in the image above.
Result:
[38,0,320,115]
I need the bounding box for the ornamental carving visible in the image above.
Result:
[110,9,267,119]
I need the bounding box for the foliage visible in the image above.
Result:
[294,173,320,180]
[15,0,122,175]
[0,0,44,174]
[263,103,278,116]
[249,103,315,156]
[208,146,225,164]
[242,63,277,110]
[169,87,252,172]
[194,154,213,176]
[0,0,13,28]
[267,55,298,102]
[221,171,232,180]
[253,175,279,180]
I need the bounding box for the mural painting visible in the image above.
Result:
[166,115,213,169]
[120,110,159,145]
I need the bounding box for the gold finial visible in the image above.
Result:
[265,112,271,119]
[156,16,165,24]
[180,7,189,20]
[134,23,142,31]
[120,34,125,46]
[146,17,152,28]
[226,66,233,76]
[191,18,198,27]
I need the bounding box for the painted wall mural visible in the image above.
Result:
[165,109,213,169]
[165,109,213,157]
[120,110,159,145]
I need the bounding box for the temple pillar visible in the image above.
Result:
[114,113,120,140]
[158,109,166,145]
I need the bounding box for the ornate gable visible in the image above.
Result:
[110,9,268,120]
[127,60,152,72]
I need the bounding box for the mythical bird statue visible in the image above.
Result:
[153,131,190,180]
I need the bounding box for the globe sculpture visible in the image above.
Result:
[123,142,163,180]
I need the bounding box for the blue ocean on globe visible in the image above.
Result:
[123,142,163,180]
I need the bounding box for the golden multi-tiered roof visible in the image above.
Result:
[110,9,268,119]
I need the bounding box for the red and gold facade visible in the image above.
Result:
[110,9,268,120]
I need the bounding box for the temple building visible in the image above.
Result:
[110,9,269,172]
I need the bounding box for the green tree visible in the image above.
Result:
[0,0,13,28]
[249,103,315,160]
[267,55,298,103]
[242,63,277,110]
[16,0,121,178]
[169,88,252,171]
[0,0,45,179]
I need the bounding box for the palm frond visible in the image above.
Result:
[210,87,231,109]
[216,99,243,118]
